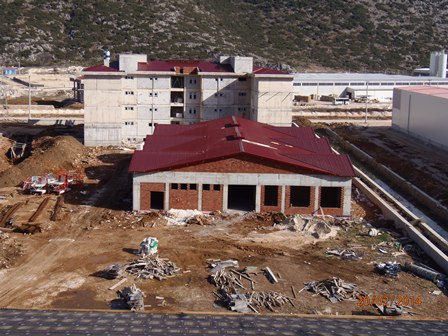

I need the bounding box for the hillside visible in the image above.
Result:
[0,0,447,72]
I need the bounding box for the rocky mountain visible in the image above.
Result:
[0,0,447,72]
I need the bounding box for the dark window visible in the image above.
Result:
[264,186,278,206]
[180,184,188,190]
[213,184,221,191]
[189,184,197,190]
[290,186,311,207]
[238,77,247,81]
[320,187,342,208]
[203,184,210,191]
[171,183,178,190]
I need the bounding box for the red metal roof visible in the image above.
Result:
[129,117,355,177]
[83,60,289,74]
[396,86,448,99]
[82,65,122,72]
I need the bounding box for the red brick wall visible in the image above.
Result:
[260,185,282,213]
[174,154,311,175]
[284,186,316,215]
[318,187,344,216]
[140,183,165,210]
[202,185,223,211]
[170,184,199,210]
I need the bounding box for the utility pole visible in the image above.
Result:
[364,81,369,124]
[28,73,31,120]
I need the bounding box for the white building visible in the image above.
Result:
[82,54,293,146]
[293,73,448,102]
[392,86,448,150]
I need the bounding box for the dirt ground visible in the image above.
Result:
[0,124,445,318]
[332,125,448,209]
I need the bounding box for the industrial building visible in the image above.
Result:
[392,86,448,150]
[82,53,293,146]
[129,116,356,216]
[293,51,448,102]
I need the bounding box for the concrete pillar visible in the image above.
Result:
[255,185,261,212]
[314,186,320,212]
[198,184,203,211]
[343,186,351,216]
[164,183,170,211]
[281,185,286,212]
[223,184,228,211]
[133,180,140,211]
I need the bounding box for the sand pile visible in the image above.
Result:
[0,136,86,187]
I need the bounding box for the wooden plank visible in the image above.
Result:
[50,196,63,221]
[108,278,127,290]
[0,202,23,226]
[28,197,50,223]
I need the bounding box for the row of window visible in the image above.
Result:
[263,186,341,208]
[124,122,157,127]
[171,183,221,191]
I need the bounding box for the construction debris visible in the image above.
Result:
[123,256,181,280]
[326,248,361,261]
[138,237,158,257]
[302,277,368,303]
[264,267,279,283]
[117,284,145,311]
[209,259,239,274]
[217,290,294,313]
[403,262,447,286]
[376,262,401,277]
[210,269,249,293]
[375,302,403,316]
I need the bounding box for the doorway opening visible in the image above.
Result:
[150,191,164,210]
[228,185,256,211]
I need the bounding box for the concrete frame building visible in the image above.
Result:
[82,54,293,146]
[392,86,448,150]
[129,116,356,216]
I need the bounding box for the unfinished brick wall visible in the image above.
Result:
[318,187,344,216]
[284,186,316,215]
[140,183,165,210]
[201,185,223,211]
[260,185,282,213]
[169,184,199,210]
[174,154,311,175]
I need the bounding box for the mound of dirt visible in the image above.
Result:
[0,136,86,187]
[0,136,13,172]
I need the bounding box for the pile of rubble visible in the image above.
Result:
[123,256,181,280]
[376,262,401,277]
[117,284,145,311]
[301,277,368,303]
[326,248,361,261]
[208,259,294,313]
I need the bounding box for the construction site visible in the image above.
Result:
[0,117,445,319]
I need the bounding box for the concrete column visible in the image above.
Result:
[198,184,203,211]
[164,183,170,211]
[223,184,228,211]
[314,186,320,212]
[255,185,261,212]
[133,180,140,211]
[281,185,286,213]
[342,186,351,217]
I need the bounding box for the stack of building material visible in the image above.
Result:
[302,277,368,303]
[117,284,145,311]
[209,259,240,274]
[123,256,181,280]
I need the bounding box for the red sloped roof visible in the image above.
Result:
[82,65,122,72]
[129,117,356,177]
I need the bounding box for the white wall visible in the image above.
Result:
[392,89,448,149]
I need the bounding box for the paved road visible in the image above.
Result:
[0,309,446,335]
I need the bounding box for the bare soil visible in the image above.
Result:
[0,124,445,318]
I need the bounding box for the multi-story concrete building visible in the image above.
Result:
[82,54,293,146]
[129,116,356,216]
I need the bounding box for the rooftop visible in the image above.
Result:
[293,73,448,82]
[395,85,448,98]
[129,116,355,177]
